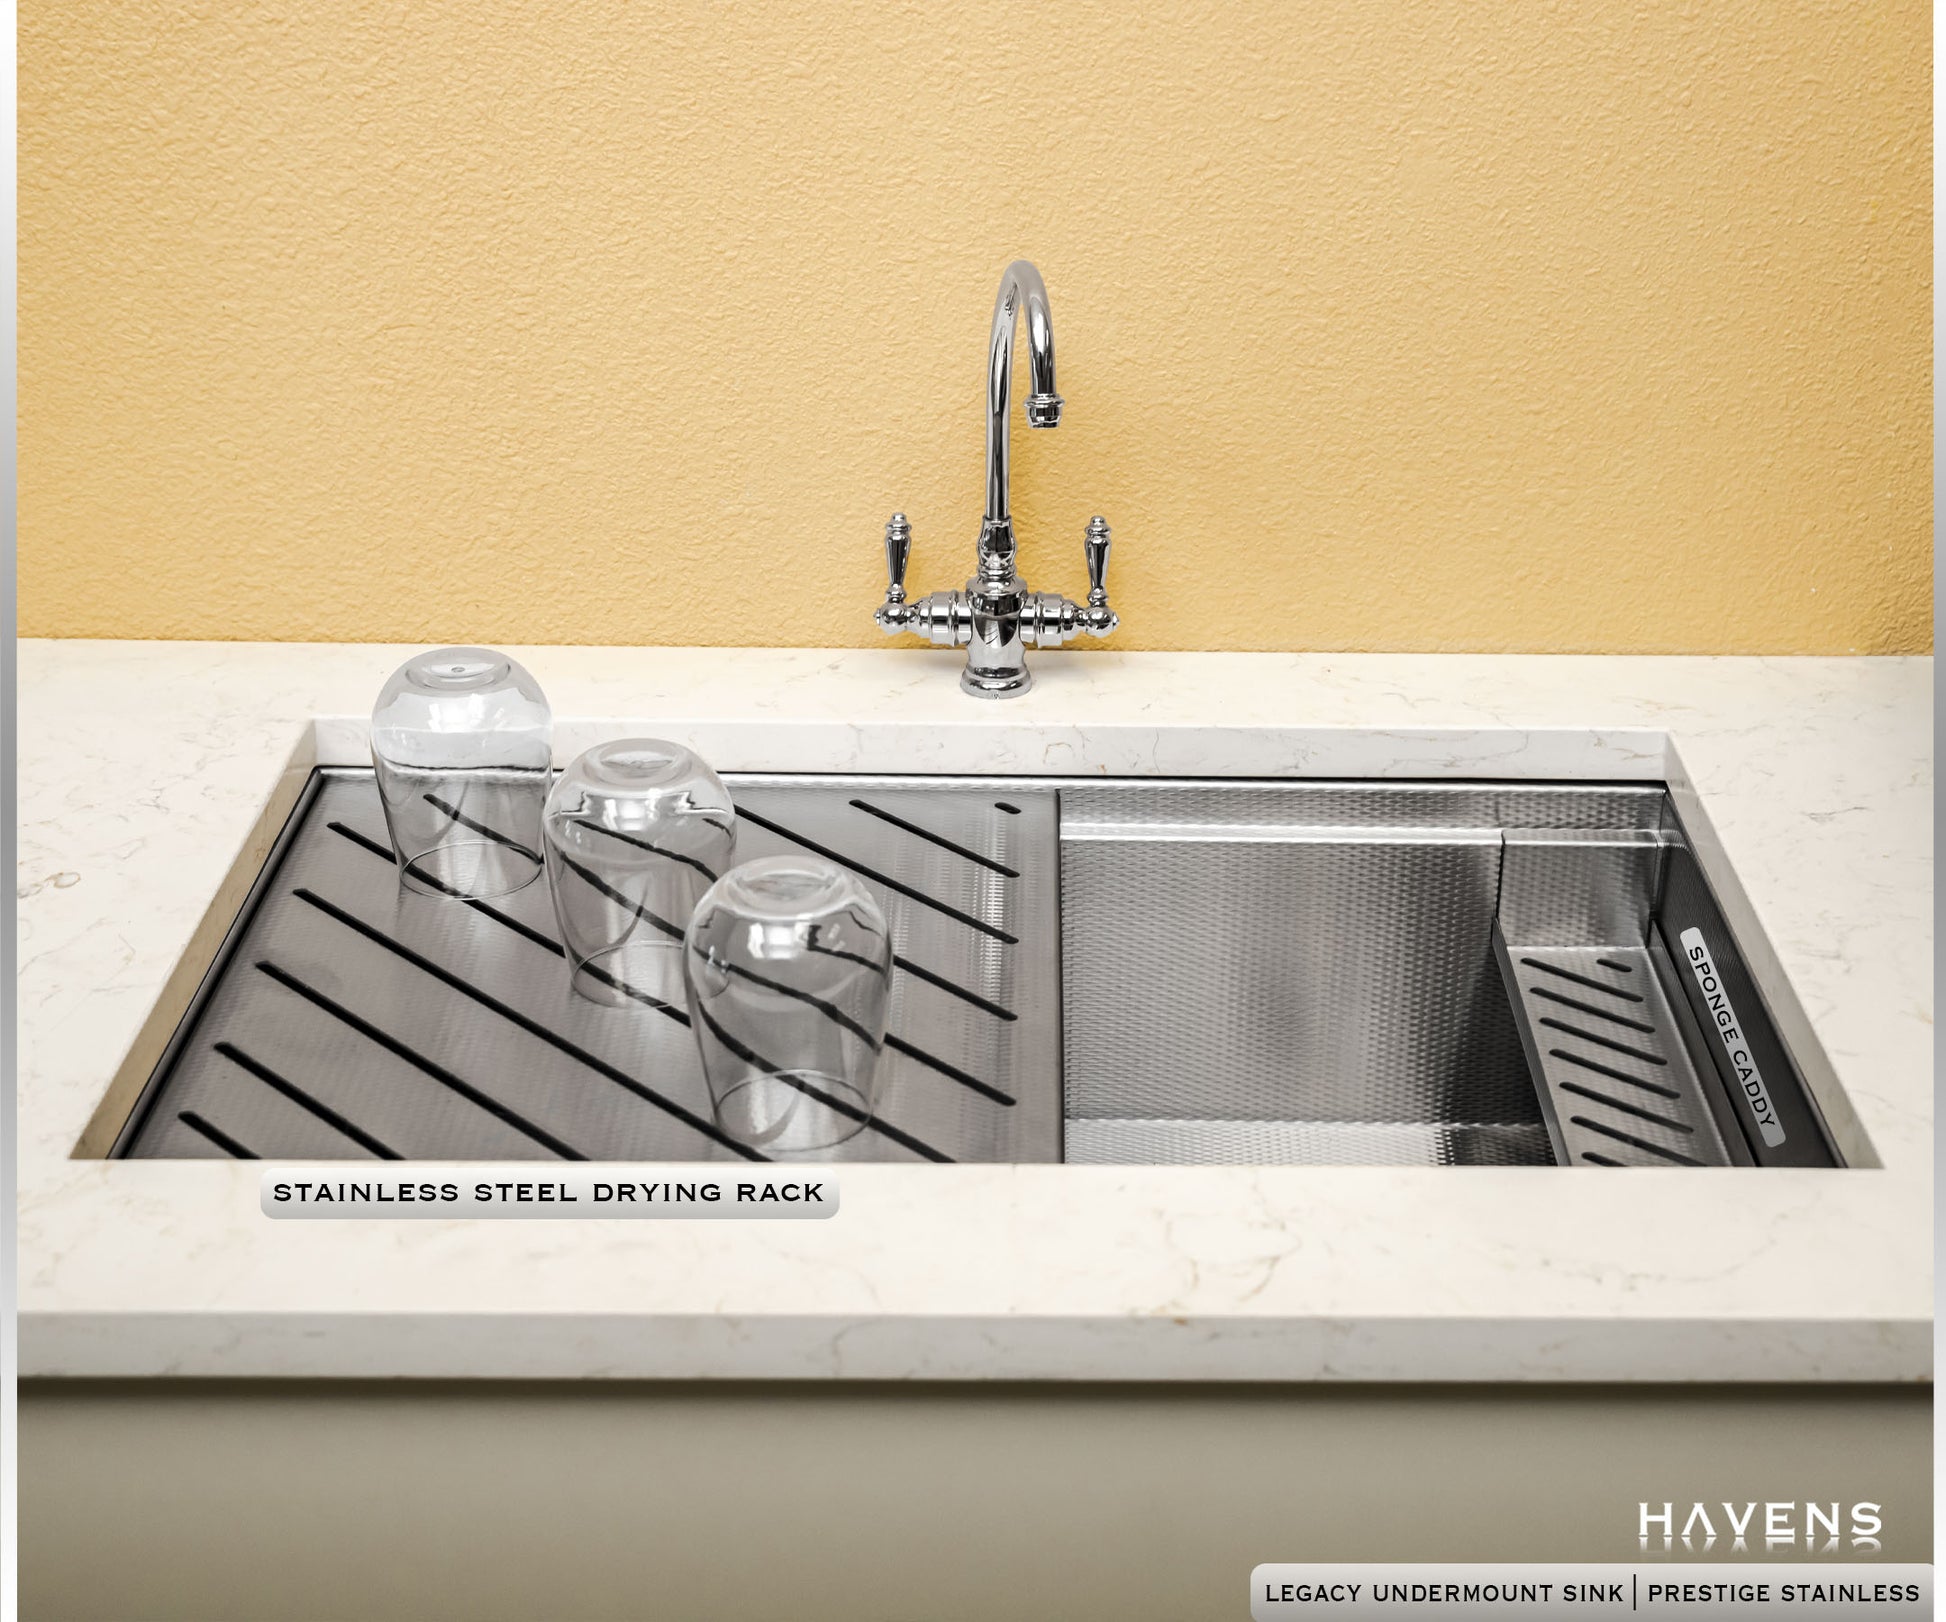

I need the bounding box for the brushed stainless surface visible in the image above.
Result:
[120,770,1060,1163]
[1062,780,1668,834]
[1498,827,1668,947]
[1063,829,1538,1129]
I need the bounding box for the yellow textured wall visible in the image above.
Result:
[20,2,1931,652]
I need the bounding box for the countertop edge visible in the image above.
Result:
[19,1309,1935,1384]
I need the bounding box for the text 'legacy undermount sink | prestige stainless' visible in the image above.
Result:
[110,770,1843,1169]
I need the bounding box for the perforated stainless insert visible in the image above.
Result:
[117,770,1061,1163]
[1495,938,1735,1168]
[1491,826,1739,1167]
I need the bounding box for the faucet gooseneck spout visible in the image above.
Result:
[874,259,1118,699]
[982,260,1062,564]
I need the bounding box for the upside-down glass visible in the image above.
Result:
[371,647,552,899]
[542,739,737,1008]
[683,855,894,1154]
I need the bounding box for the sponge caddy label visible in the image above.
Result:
[1679,927,1785,1147]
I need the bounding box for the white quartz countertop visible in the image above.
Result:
[16,642,1933,1381]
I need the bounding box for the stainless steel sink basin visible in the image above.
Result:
[1059,783,1646,1167]
[110,770,1842,1167]
[1055,781,1836,1167]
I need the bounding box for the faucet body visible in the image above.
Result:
[875,260,1118,697]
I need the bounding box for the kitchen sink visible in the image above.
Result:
[110,769,1841,1167]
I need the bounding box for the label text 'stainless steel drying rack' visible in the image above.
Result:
[113,771,1840,1169]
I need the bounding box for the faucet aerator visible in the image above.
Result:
[1024,393,1064,428]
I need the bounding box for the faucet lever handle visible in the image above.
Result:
[884,512,912,603]
[1083,515,1111,605]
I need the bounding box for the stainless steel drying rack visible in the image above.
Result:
[114,770,1062,1164]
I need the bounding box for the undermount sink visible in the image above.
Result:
[109,769,1841,1168]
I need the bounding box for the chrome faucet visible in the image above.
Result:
[874,260,1118,697]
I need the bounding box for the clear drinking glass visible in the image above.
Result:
[542,739,737,1008]
[371,647,552,899]
[683,855,894,1154]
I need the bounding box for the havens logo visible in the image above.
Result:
[1639,1501,1882,1552]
